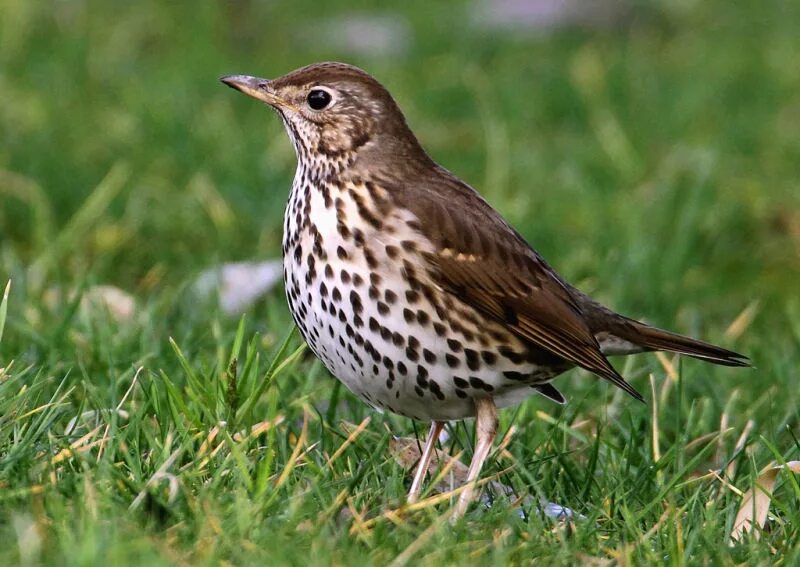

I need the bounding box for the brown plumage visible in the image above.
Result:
[221,62,749,519]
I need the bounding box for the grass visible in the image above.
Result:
[1,0,799,564]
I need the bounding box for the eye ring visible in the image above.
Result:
[307,87,334,111]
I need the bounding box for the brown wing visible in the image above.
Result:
[387,165,644,401]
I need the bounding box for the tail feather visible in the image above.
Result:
[576,291,750,368]
[622,320,750,367]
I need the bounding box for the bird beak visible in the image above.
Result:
[220,75,295,110]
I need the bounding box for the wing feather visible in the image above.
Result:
[384,166,643,401]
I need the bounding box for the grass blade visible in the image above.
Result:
[0,280,9,345]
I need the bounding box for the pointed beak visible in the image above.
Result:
[220,75,293,109]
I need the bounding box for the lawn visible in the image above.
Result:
[1,0,799,564]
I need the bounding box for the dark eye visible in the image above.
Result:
[307,89,332,110]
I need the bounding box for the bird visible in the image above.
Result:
[220,62,749,519]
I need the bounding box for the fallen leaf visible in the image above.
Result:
[730,460,800,543]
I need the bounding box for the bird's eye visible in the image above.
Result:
[307,89,332,110]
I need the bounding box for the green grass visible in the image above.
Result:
[1,0,800,564]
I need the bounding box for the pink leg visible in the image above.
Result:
[453,397,498,520]
[407,421,446,504]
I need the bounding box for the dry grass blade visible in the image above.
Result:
[726,419,754,479]
[725,300,760,340]
[51,425,105,465]
[637,503,688,548]
[717,390,739,466]
[0,280,9,346]
[0,360,13,381]
[388,509,452,567]
[197,425,222,460]
[274,407,310,490]
[95,367,143,461]
[350,475,496,534]
[684,429,733,454]
[232,416,286,442]
[495,424,517,458]
[655,352,678,382]
[536,410,591,444]
[708,469,743,497]
[650,374,661,464]
[730,460,800,543]
[129,447,184,511]
[326,416,370,467]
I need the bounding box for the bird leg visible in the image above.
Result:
[453,397,498,520]
[407,421,445,504]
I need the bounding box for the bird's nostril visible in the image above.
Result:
[258,81,269,90]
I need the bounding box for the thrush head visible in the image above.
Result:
[221,62,426,165]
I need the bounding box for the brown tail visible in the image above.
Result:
[627,321,750,366]
[589,303,751,366]
[576,292,750,374]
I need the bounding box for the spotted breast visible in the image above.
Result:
[283,161,569,421]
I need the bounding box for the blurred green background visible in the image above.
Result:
[1,0,800,564]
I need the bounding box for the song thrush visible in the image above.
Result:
[221,62,749,519]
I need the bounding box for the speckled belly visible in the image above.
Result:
[282,178,562,421]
